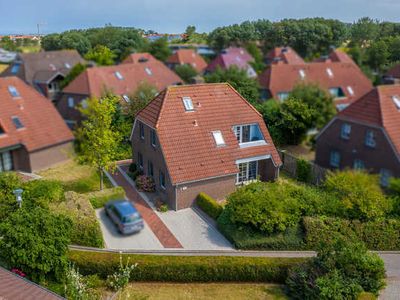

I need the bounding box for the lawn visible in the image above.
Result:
[106,283,287,300]
[0,64,8,73]
[38,160,112,193]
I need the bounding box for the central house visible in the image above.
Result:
[131,83,281,210]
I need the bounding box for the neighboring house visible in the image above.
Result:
[383,64,400,84]
[166,49,207,73]
[131,83,282,210]
[265,47,305,65]
[259,49,373,110]
[0,267,64,299]
[0,77,74,173]
[0,48,17,63]
[205,47,257,78]
[0,50,85,101]
[58,58,182,126]
[315,85,400,186]
[121,52,157,64]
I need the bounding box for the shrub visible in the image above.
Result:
[88,187,125,209]
[23,180,64,208]
[217,209,305,250]
[128,163,137,173]
[65,264,90,300]
[135,175,155,192]
[68,250,305,283]
[50,191,104,248]
[296,158,311,183]
[106,255,137,291]
[323,170,390,220]
[158,204,168,213]
[196,192,223,219]
[286,238,385,299]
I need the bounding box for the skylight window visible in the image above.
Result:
[326,68,334,78]
[8,86,20,98]
[347,86,354,96]
[182,97,194,111]
[392,95,400,110]
[122,94,130,103]
[299,69,306,79]
[49,63,56,71]
[12,116,24,129]
[212,131,225,146]
[65,62,71,69]
[145,67,152,76]
[115,71,124,80]
[11,63,20,74]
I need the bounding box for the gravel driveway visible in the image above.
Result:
[95,208,163,250]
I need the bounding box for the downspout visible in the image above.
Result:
[174,184,178,211]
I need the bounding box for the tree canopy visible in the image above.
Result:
[84,45,116,66]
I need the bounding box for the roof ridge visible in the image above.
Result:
[155,87,169,129]
[224,82,263,118]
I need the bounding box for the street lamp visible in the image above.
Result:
[13,189,23,208]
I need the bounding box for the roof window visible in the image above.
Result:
[145,67,152,76]
[299,69,306,79]
[8,86,20,98]
[212,131,225,146]
[0,123,5,135]
[182,97,194,111]
[12,116,24,129]
[392,95,400,110]
[49,63,56,71]
[65,62,71,69]
[326,68,334,78]
[115,71,124,80]
[122,95,130,103]
[347,86,354,96]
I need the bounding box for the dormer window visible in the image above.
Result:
[115,71,124,80]
[234,124,265,146]
[347,86,354,96]
[329,87,345,98]
[299,69,306,79]
[122,95,130,103]
[212,131,225,146]
[326,68,334,78]
[145,67,152,76]
[12,116,24,129]
[182,97,194,111]
[392,95,400,110]
[8,86,20,98]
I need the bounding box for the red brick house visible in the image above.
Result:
[315,85,400,186]
[205,47,257,78]
[259,49,373,110]
[0,50,85,102]
[57,58,182,126]
[266,47,305,65]
[383,64,400,84]
[0,77,74,173]
[121,52,157,64]
[166,49,207,73]
[131,83,282,210]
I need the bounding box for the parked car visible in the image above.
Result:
[105,200,144,234]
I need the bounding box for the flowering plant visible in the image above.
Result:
[11,268,26,277]
[106,254,137,291]
[135,175,155,192]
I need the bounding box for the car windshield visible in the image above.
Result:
[123,212,141,223]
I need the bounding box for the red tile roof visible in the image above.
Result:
[267,47,305,65]
[386,64,400,79]
[0,267,63,300]
[259,57,373,108]
[0,77,74,152]
[63,60,182,97]
[166,49,207,73]
[338,85,400,154]
[121,53,157,64]
[136,83,281,184]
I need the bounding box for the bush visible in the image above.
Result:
[286,238,386,299]
[68,250,305,283]
[196,193,223,219]
[303,216,400,250]
[128,162,137,173]
[128,169,144,181]
[88,187,125,209]
[135,175,155,192]
[296,159,311,183]
[23,180,65,208]
[217,209,305,250]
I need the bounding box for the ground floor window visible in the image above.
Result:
[0,151,13,172]
[380,169,392,187]
[237,161,258,184]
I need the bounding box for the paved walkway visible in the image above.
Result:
[109,169,182,249]
[378,253,400,300]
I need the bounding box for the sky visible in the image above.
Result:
[0,0,399,34]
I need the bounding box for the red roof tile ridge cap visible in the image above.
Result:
[155,87,170,129]
[225,82,263,118]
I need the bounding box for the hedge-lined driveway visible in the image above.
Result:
[95,208,163,250]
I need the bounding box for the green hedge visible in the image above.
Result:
[196,193,223,219]
[68,250,305,283]
[88,187,126,209]
[217,209,305,250]
[303,216,400,250]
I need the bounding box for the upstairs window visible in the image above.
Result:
[392,95,400,110]
[212,131,225,146]
[353,159,365,170]
[145,67,152,76]
[67,97,75,108]
[182,96,194,111]
[8,86,20,98]
[365,130,376,148]
[11,63,20,74]
[115,71,124,80]
[340,123,351,140]
[150,129,157,147]
[330,150,340,168]
[139,122,145,140]
[329,87,345,98]
[234,124,264,144]
[277,92,289,102]
[12,116,24,129]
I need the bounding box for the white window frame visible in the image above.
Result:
[182,96,194,111]
[299,69,306,79]
[65,62,71,69]
[8,86,20,98]
[67,97,75,108]
[236,160,258,184]
[122,94,130,103]
[392,95,400,110]
[115,71,124,80]
[145,67,152,75]
[347,86,354,96]
[233,124,266,147]
[340,123,351,140]
[212,131,225,146]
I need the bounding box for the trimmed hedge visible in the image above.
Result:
[303,216,400,250]
[68,250,305,283]
[197,193,223,219]
[88,187,126,209]
[217,209,305,250]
